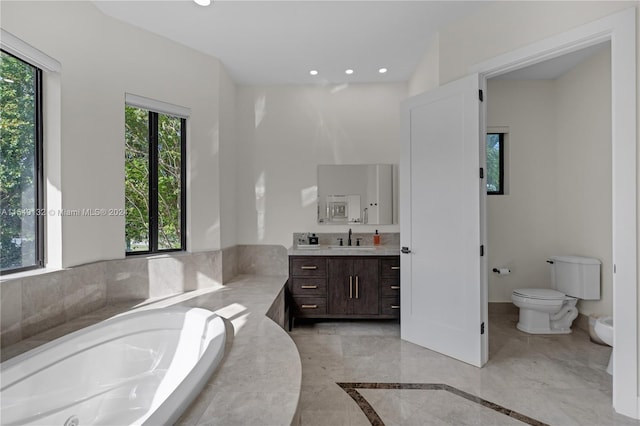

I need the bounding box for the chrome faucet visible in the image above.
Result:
[348,228,352,246]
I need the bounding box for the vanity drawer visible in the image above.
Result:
[380,258,400,277]
[380,280,400,297]
[381,296,400,317]
[291,278,327,296]
[290,257,327,277]
[292,297,327,315]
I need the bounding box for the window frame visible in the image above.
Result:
[486,132,505,195]
[0,50,45,275]
[125,107,187,256]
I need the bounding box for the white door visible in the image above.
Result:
[400,74,487,367]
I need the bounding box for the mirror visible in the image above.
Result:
[317,164,394,225]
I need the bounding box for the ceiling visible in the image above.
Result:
[93,0,489,86]
[495,41,610,80]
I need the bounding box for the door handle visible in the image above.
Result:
[401,247,411,254]
[355,276,359,299]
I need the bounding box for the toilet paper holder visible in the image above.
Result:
[492,268,511,275]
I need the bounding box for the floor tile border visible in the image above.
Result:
[336,382,549,426]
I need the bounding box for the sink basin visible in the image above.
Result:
[328,245,376,250]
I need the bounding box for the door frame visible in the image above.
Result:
[470,8,637,418]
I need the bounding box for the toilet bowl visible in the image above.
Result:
[512,256,601,335]
[594,316,613,374]
[511,289,578,334]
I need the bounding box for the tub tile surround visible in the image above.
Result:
[0,278,22,347]
[105,251,225,303]
[1,274,301,426]
[222,246,239,282]
[0,244,289,348]
[237,244,289,276]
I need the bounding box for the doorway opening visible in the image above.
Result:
[472,8,636,418]
[485,36,612,387]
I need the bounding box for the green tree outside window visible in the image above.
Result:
[125,106,185,253]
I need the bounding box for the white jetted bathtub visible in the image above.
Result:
[1,306,226,426]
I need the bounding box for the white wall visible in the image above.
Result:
[555,46,612,316]
[1,1,231,266]
[487,45,612,318]
[235,84,406,247]
[408,34,439,96]
[436,1,635,86]
[218,67,238,249]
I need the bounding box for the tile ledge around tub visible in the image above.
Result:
[0,266,64,282]
[177,274,302,426]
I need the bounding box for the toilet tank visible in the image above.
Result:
[549,255,601,300]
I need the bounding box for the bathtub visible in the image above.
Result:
[1,306,226,426]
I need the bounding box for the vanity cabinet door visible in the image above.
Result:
[327,258,352,315]
[327,257,379,315]
[351,258,379,315]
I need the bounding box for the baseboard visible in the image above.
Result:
[574,312,589,333]
[488,302,518,316]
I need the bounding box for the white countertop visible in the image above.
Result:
[288,244,400,256]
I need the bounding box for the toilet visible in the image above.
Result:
[511,256,601,334]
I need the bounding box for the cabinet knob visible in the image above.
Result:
[301,265,318,270]
[391,305,400,309]
[390,285,400,290]
[390,266,400,270]
[301,285,318,289]
[301,304,318,309]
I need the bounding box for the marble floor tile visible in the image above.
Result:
[290,316,640,426]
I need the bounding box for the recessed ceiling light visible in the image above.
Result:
[194,0,211,6]
[309,70,319,76]
[378,68,388,74]
[345,69,354,75]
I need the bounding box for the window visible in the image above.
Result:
[0,50,44,274]
[486,133,504,195]
[125,105,186,254]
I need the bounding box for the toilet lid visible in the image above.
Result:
[513,288,566,300]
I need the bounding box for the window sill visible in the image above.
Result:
[125,251,189,260]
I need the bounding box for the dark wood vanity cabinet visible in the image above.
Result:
[288,255,400,326]
[328,258,379,315]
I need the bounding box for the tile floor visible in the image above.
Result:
[290,313,640,426]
